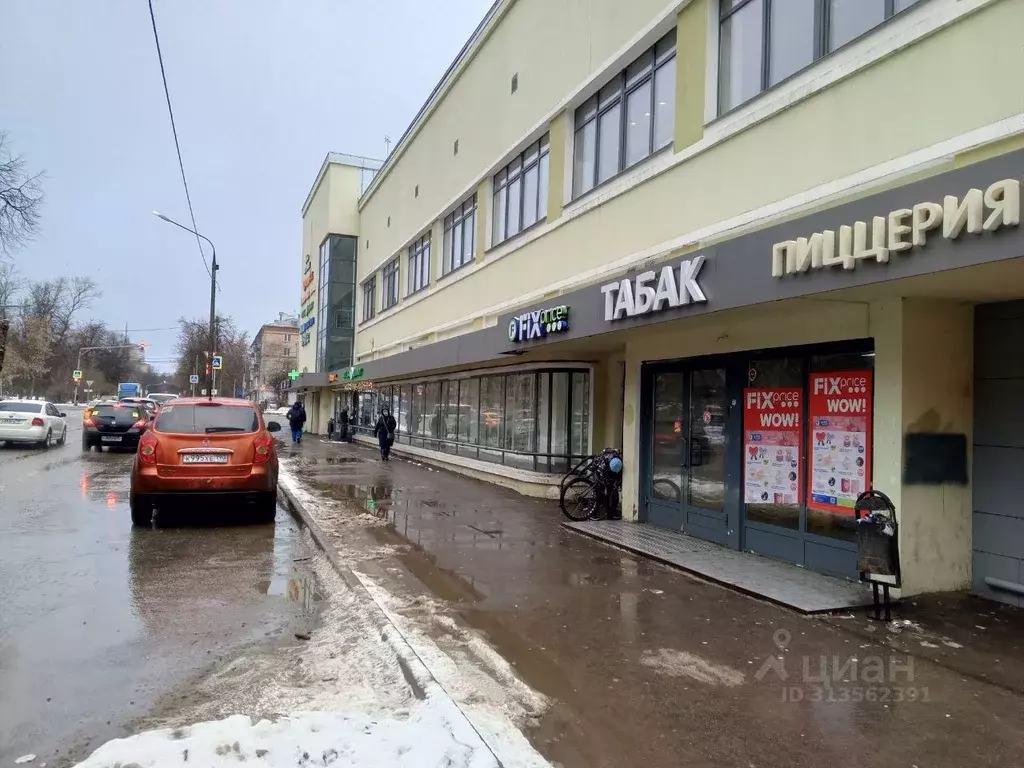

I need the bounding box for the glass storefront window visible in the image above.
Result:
[745,357,803,531]
[806,349,875,543]
[479,375,505,463]
[571,372,590,458]
[536,372,551,472]
[424,381,440,448]
[350,368,589,473]
[398,386,410,443]
[504,373,537,470]
[550,372,570,474]
[458,377,480,459]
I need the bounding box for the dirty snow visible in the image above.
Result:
[14,755,36,764]
[73,710,498,768]
[640,648,746,687]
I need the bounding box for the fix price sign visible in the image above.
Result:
[807,370,873,514]
[743,388,803,505]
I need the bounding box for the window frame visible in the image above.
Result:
[491,135,550,247]
[407,232,431,296]
[361,276,377,323]
[443,194,477,276]
[380,257,400,311]
[572,30,676,200]
[717,0,920,116]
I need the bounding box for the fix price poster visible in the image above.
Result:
[743,388,802,505]
[807,370,873,514]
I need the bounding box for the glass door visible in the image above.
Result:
[645,367,731,544]
[647,372,686,529]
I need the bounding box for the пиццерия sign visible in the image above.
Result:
[772,178,1020,278]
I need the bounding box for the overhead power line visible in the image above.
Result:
[147,0,213,283]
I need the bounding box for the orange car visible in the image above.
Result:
[129,397,283,526]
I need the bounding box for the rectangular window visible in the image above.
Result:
[361,277,376,322]
[443,194,476,275]
[362,369,588,472]
[491,135,549,246]
[407,233,431,295]
[572,30,676,199]
[381,258,399,310]
[720,0,911,114]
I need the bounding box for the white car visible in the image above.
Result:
[0,399,68,447]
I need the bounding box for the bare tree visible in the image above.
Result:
[0,262,22,312]
[0,132,44,258]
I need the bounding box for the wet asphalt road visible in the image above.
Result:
[0,408,319,765]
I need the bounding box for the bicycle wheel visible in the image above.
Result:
[560,476,599,522]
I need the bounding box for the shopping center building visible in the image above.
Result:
[298,0,1024,604]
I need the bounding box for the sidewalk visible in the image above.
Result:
[279,437,1024,768]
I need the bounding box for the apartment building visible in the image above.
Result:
[300,0,1024,604]
[246,314,299,405]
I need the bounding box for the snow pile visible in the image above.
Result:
[73,710,499,768]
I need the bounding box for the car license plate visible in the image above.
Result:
[101,435,123,442]
[181,454,229,464]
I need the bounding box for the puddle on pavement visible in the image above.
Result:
[256,570,321,613]
[324,456,363,464]
[368,525,484,604]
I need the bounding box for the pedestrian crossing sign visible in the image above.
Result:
[189,374,199,384]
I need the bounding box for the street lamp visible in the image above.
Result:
[152,211,218,399]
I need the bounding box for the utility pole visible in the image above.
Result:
[153,211,218,401]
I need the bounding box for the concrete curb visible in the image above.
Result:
[275,467,513,766]
[277,473,370,598]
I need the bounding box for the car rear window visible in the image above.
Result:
[155,404,259,434]
[91,404,141,418]
[0,402,42,413]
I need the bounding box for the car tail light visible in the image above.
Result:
[132,419,147,429]
[84,416,96,427]
[31,417,44,427]
[253,432,274,464]
[139,430,158,465]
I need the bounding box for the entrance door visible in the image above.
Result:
[645,368,731,545]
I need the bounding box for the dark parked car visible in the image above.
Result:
[83,402,151,451]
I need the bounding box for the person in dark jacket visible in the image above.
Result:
[339,409,351,442]
[373,407,397,461]
[286,401,307,444]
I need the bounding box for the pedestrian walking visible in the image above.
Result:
[373,407,397,461]
[327,416,336,441]
[286,401,307,444]
[339,408,351,442]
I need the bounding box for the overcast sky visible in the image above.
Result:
[0,0,492,371]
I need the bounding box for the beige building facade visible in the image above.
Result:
[301,0,1024,604]
[246,314,299,405]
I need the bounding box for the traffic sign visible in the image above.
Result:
[189,374,199,384]
[211,388,218,396]
[201,389,207,396]
[211,355,223,370]
[72,369,83,380]
[86,380,93,387]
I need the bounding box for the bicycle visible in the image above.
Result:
[559,447,623,522]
